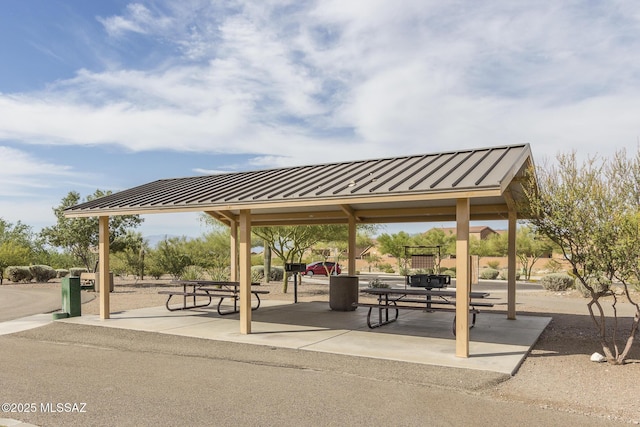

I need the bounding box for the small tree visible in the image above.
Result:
[376,231,413,272]
[516,225,554,280]
[149,237,192,280]
[523,150,639,364]
[40,190,143,271]
[253,225,345,293]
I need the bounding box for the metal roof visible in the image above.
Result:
[64,144,535,225]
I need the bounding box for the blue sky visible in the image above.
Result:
[1,0,639,239]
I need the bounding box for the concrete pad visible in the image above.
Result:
[56,301,550,375]
[0,313,53,336]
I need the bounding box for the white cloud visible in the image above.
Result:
[0,0,639,170]
[0,146,79,197]
[98,3,173,37]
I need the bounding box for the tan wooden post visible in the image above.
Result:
[239,210,251,334]
[229,218,238,282]
[98,216,110,320]
[348,215,357,275]
[507,210,517,320]
[455,199,470,357]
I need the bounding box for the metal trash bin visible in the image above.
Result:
[59,276,81,318]
[329,275,359,311]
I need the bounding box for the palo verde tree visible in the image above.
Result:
[515,225,555,281]
[376,231,413,273]
[253,225,346,293]
[40,190,143,271]
[522,149,639,364]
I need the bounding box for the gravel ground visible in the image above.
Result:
[6,276,640,424]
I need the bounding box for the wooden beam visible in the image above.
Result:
[239,210,251,334]
[63,188,504,218]
[340,204,362,222]
[230,218,238,282]
[348,214,357,275]
[455,199,470,358]
[98,216,110,320]
[507,209,517,320]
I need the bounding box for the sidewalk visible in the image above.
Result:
[58,299,550,375]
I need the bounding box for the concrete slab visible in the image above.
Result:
[0,313,53,336]
[56,301,551,375]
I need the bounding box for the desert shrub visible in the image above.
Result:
[575,277,612,298]
[479,268,500,280]
[208,267,231,282]
[539,273,575,291]
[378,263,395,273]
[544,259,563,273]
[147,265,164,280]
[56,269,69,278]
[442,269,456,278]
[5,266,33,283]
[29,265,57,282]
[181,265,205,281]
[251,266,284,281]
[486,260,501,269]
[498,269,521,281]
[69,267,88,277]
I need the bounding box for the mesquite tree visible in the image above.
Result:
[41,190,143,271]
[522,150,639,364]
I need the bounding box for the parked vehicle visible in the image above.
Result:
[302,261,341,276]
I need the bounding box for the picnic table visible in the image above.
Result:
[354,287,493,335]
[158,280,269,315]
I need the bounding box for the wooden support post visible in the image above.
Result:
[229,219,238,282]
[455,198,470,358]
[507,210,517,320]
[348,215,356,275]
[98,216,110,320]
[239,210,251,334]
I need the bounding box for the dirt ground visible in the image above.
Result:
[10,276,640,424]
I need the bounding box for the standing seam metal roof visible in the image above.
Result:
[64,144,533,216]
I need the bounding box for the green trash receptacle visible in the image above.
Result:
[61,276,82,317]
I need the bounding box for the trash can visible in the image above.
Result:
[329,275,359,311]
[59,276,81,318]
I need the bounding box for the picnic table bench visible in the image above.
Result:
[158,280,269,315]
[354,287,493,335]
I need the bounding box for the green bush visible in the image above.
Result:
[378,263,395,274]
[498,269,521,281]
[29,265,57,282]
[539,273,575,291]
[442,269,456,278]
[5,266,33,283]
[479,268,500,280]
[251,266,284,281]
[181,265,206,280]
[486,260,501,269]
[575,277,611,298]
[147,265,164,280]
[56,269,69,278]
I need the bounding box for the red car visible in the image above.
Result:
[302,261,341,276]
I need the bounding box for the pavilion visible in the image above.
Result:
[64,143,536,358]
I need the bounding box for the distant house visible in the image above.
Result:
[436,226,499,241]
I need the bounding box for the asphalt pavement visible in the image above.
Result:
[0,322,625,427]
[0,280,628,426]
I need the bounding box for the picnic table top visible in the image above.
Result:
[361,287,490,299]
[169,280,261,287]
